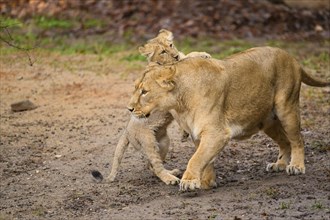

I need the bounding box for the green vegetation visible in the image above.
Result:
[309,140,329,152]
[264,187,279,199]
[207,213,218,219]
[312,201,324,210]
[1,16,329,78]
[0,16,23,27]
[34,16,74,29]
[279,201,290,210]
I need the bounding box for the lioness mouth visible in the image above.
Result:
[145,113,150,118]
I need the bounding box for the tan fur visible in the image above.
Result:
[128,46,329,191]
[139,29,211,65]
[106,111,180,185]
[107,29,210,184]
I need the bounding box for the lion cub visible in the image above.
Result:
[105,30,212,185]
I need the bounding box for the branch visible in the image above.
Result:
[0,26,38,66]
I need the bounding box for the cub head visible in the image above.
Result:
[139,29,180,65]
[127,65,176,118]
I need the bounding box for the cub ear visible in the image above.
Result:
[156,66,176,90]
[158,29,174,41]
[139,46,154,58]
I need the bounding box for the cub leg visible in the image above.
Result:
[105,131,130,182]
[275,102,305,175]
[264,118,291,172]
[142,131,180,185]
[156,125,170,162]
[180,130,229,191]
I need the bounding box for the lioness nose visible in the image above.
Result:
[174,55,179,60]
[127,107,134,112]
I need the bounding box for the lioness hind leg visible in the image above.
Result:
[275,102,305,175]
[264,119,291,172]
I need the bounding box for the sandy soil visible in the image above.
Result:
[0,51,329,220]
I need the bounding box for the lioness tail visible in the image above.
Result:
[301,69,330,87]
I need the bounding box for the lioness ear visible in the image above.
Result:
[158,29,174,41]
[156,66,176,90]
[156,78,175,91]
[139,46,154,58]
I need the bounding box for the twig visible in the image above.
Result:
[0,26,38,66]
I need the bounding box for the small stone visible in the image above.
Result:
[11,100,37,112]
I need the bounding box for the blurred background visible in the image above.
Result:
[1,0,329,40]
[0,0,329,72]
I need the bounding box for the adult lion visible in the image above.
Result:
[128,46,329,191]
[105,29,210,185]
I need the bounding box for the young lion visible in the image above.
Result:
[139,29,211,65]
[128,47,329,191]
[105,30,211,185]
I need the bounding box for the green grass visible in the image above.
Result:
[0,16,23,27]
[279,201,290,210]
[264,187,279,199]
[312,201,324,210]
[1,16,329,78]
[83,18,107,29]
[34,16,74,29]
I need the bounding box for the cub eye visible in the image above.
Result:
[141,89,148,95]
[160,50,166,55]
[169,44,173,48]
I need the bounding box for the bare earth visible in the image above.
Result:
[0,50,329,220]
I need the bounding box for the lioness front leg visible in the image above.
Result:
[180,132,229,191]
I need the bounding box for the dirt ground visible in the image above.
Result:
[0,48,329,220]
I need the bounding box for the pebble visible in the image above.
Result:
[11,100,37,112]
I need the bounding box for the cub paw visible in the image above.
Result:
[169,168,181,177]
[286,165,305,175]
[200,52,211,59]
[266,163,286,172]
[159,171,180,185]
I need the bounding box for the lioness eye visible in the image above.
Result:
[160,50,166,54]
[170,44,173,48]
[141,89,148,95]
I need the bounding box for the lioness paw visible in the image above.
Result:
[286,165,305,175]
[179,179,201,191]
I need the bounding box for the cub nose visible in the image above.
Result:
[127,107,134,112]
[174,55,179,60]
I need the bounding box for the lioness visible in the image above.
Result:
[128,47,329,191]
[105,30,210,185]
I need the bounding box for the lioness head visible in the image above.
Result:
[139,29,180,65]
[127,66,176,118]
